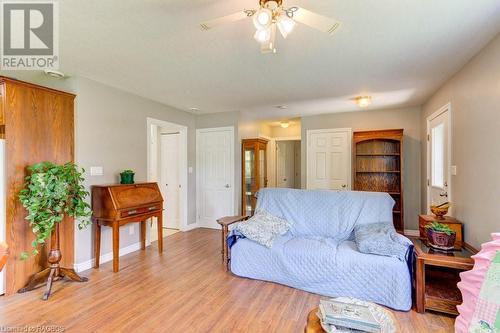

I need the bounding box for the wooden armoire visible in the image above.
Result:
[0,77,75,295]
[353,129,404,232]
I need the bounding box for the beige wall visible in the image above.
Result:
[74,77,197,264]
[0,73,198,266]
[421,33,500,248]
[301,107,422,230]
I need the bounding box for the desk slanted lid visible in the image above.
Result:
[91,183,163,220]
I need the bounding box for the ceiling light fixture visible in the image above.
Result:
[200,0,342,54]
[354,96,372,108]
[280,121,290,128]
[189,107,200,112]
[275,105,288,109]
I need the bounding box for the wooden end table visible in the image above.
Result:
[305,308,324,333]
[412,237,477,315]
[216,215,249,271]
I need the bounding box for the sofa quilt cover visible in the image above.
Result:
[229,188,412,311]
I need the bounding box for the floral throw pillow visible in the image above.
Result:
[235,209,290,248]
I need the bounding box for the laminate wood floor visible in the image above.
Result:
[0,228,455,332]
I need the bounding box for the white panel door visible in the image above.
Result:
[197,127,234,229]
[428,108,450,207]
[160,133,180,229]
[307,129,351,190]
[277,141,295,188]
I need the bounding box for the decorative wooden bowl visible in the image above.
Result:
[430,204,450,219]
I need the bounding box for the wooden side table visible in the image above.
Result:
[305,308,325,333]
[412,237,477,315]
[216,215,249,271]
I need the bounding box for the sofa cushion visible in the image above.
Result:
[235,209,291,248]
[354,222,411,261]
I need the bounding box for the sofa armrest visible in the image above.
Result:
[216,215,249,227]
[216,216,249,271]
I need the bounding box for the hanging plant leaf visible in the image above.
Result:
[19,162,92,259]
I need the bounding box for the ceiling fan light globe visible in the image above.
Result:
[253,8,273,30]
[277,15,295,38]
[254,28,271,43]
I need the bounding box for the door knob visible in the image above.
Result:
[165,184,168,186]
[283,178,287,181]
[439,191,448,197]
[225,184,230,188]
[342,184,347,188]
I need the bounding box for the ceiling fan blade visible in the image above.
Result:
[292,7,341,35]
[200,10,254,31]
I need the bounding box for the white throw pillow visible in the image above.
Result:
[235,209,290,248]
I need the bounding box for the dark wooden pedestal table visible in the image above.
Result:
[91,183,164,272]
[18,223,88,300]
[412,237,477,315]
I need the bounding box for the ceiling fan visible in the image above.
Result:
[200,0,341,54]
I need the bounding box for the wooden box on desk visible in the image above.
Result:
[418,214,463,244]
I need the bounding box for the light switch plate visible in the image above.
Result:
[129,225,134,235]
[90,166,103,176]
[188,167,193,174]
[451,165,457,176]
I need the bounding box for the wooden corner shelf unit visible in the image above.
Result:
[353,129,404,232]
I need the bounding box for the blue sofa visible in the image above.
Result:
[228,188,412,311]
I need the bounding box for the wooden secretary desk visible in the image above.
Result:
[241,138,268,216]
[91,183,164,272]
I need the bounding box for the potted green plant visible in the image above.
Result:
[120,169,135,184]
[18,162,92,299]
[425,221,456,250]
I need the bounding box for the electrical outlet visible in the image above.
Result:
[451,165,457,176]
[128,225,134,235]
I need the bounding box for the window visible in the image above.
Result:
[431,123,444,188]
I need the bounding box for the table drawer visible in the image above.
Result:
[120,205,161,218]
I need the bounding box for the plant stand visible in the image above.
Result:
[18,224,88,300]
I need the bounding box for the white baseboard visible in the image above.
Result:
[180,222,199,232]
[404,229,420,237]
[74,241,142,273]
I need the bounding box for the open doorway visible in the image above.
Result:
[147,118,188,244]
[276,140,301,189]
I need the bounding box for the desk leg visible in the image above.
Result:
[140,220,146,250]
[112,222,120,273]
[94,222,101,268]
[416,257,425,313]
[157,214,163,253]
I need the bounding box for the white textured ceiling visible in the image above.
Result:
[59,0,500,119]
